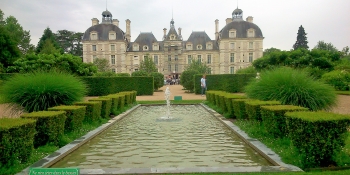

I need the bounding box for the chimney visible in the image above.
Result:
[226,18,232,24]
[113,19,119,26]
[178,27,182,36]
[163,28,167,39]
[91,18,99,26]
[125,19,131,41]
[246,16,253,23]
[215,19,219,40]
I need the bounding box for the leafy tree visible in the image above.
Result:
[0,26,20,67]
[39,39,60,55]
[341,46,349,57]
[55,30,83,57]
[36,27,62,54]
[293,25,309,50]
[263,47,281,56]
[0,9,4,25]
[313,41,338,52]
[181,59,210,92]
[139,54,157,73]
[184,58,210,74]
[131,70,148,76]
[93,58,111,72]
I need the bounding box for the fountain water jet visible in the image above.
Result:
[157,86,181,122]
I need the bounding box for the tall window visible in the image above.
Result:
[92,45,97,51]
[188,55,192,64]
[168,64,171,71]
[175,55,178,61]
[230,53,235,63]
[154,55,158,65]
[111,68,116,73]
[92,55,97,62]
[175,64,178,72]
[110,45,115,51]
[230,67,235,74]
[230,43,235,49]
[207,55,212,64]
[249,42,253,49]
[197,55,202,62]
[111,55,116,65]
[249,53,253,62]
[168,55,171,61]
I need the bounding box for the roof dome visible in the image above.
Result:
[82,24,125,41]
[102,10,112,17]
[219,20,263,39]
[232,8,243,15]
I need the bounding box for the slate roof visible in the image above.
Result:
[82,24,125,41]
[129,32,163,51]
[185,31,219,50]
[220,20,263,39]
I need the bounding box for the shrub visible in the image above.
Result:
[21,111,66,147]
[74,101,102,123]
[321,70,350,91]
[0,70,87,112]
[0,118,36,166]
[116,73,130,77]
[181,70,200,92]
[232,99,250,119]
[48,105,86,131]
[236,66,257,74]
[150,72,164,91]
[261,105,308,138]
[245,100,281,121]
[244,67,337,111]
[285,111,350,168]
[88,98,112,119]
[131,70,148,76]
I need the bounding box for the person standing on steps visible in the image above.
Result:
[200,74,207,97]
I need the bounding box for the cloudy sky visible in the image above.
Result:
[1,0,349,51]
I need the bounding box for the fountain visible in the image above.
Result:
[157,86,181,122]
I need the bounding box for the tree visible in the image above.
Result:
[263,47,281,56]
[341,46,349,57]
[0,26,20,67]
[293,25,309,50]
[0,10,35,55]
[93,58,111,72]
[181,59,210,92]
[39,39,60,55]
[313,41,338,52]
[55,30,83,57]
[139,54,157,73]
[36,27,62,54]
[184,58,210,74]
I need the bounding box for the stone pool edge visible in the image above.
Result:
[17,104,303,175]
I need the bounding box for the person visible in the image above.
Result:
[200,74,207,96]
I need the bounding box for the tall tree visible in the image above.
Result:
[139,54,157,73]
[55,30,83,57]
[313,41,338,52]
[0,26,20,67]
[36,27,62,54]
[0,10,35,55]
[39,39,60,55]
[293,25,309,50]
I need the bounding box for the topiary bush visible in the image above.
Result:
[244,67,337,111]
[0,70,87,112]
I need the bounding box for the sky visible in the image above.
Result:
[1,0,349,51]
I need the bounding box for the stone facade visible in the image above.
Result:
[82,8,264,75]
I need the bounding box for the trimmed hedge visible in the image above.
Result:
[232,99,251,119]
[224,94,247,117]
[100,95,120,115]
[74,101,102,123]
[88,98,112,119]
[21,111,66,147]
[48,105,86,131]
[0,118,36,166]
[80,76,153,96]
[285,111,350,168]
[245,100,281,121]
[194,74,255,94]
[261,105,309,138]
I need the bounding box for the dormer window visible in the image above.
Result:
[187,44,192,50]
[247,29,255,37]
[109,32,116,40]
[143,45,148,51]
[197,45,202,50]
[170,34,176,40]
[90,32,98,40]
[133,44,139,51]
[153,44,159,51]
[229,29,237,38]
[206,43,212,50]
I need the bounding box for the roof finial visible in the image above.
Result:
[106,0,108,10]
[237,0,239,9]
